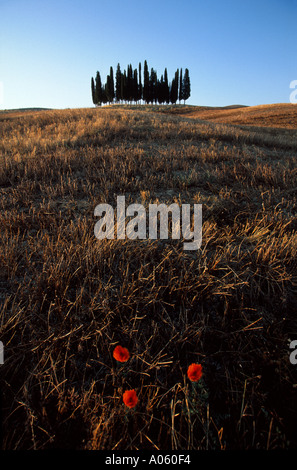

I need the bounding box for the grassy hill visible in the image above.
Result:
[171,103,297,129]
[0,104,297,450]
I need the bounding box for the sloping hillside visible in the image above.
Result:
[173,103,297,129]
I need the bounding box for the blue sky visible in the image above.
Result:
[1,0,296,109]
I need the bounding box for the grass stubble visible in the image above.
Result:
[0,104,297,450]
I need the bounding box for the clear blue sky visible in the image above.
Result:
[1,0,296,109]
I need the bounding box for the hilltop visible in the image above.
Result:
[1,102,296,129]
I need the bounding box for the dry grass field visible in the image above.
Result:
[169,103,297,129]
[0,104,297,450]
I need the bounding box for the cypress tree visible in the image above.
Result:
[169,80,174,104]
[95,71,103,105]
[91,77,96,105]
[101,85,107,105]
[105,74,112,104]
[122,70,127,102]
[133,68,138,103]
[179,68,184,103]
[115,63,122,103]
[120,72,125,102]
[109,66,115,103]
[164,68,169,104]
[126,65,129,102]
[149,68,153,103]
[183,68,191,103]
[130,64,134,102]
[170,70,179,104]
[157,75,164,104]
[143,60,150,104]
[149,68,158,104]
[153,70,158,103]
[126,64,133,103]
[138,62,142,102]
[176,69,179,103]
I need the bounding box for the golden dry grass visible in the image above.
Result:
[0,105,297,450]
[171,103,297,129]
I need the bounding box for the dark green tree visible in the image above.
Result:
[143,60,150,104]
[91,77,96,105]
[157,75,165,104]
[183,68,191,103]
[101,85,107,105]
[170,69,179,104]
[133,68,138,103]
[109,66,115,103]
[149,68,158,103]
[138,62,142,102]
[126,64,133,102]
[164,68,169,104]
[179,67,184,103]
[95,71,103,105]
[176,69,179,103]
[121,70,127,102]
[115,63,122,103]
[105,74,112,104]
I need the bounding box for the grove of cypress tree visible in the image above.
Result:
[92,63,190,106]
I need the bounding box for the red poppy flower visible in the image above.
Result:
[187,363,203,382]
[113,345,130,362]
[123,389,138,408]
